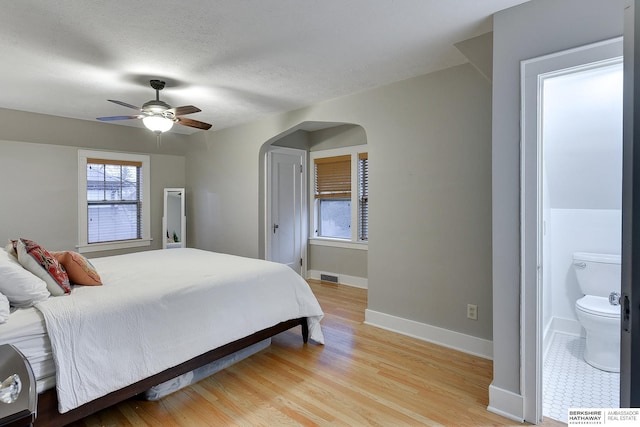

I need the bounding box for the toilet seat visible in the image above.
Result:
[576,295,620,318]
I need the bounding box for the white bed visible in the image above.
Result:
[0,306,56,393]
[0,248,324,426]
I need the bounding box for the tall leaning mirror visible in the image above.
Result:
[163,188,186,249]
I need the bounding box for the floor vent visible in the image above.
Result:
[320,274,339,283]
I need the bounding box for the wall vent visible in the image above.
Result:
[320,274,339,283]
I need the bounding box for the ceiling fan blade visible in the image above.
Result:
[97,115,142,121]
[176,116,212,130]
[170,105,201,116]
[108,99,141,110]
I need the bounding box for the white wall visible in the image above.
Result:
[492,0,624,420]
[543,62,623,338]
[548,209,621,321]
[543,64,623,211]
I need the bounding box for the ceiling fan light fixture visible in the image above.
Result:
[142,115,174,133]
[97,80,212,132]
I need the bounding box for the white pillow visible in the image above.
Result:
[16,238,71,296]
[0,292,9,324]
[0,248,50,307]
[5,241,17,258]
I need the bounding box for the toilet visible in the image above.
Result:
[573,252,621,373]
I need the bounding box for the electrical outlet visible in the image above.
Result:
[467,304,478,320]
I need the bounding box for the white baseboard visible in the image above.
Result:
[543,317,584,359]
[487,384,524,423]
[551,316,584,337]
[307,270,367,289]
[364,309,493,360]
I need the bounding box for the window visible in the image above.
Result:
[86,159,141,243]
[314,155,351,239]
[311,147,368,244]
[78,150,151,253]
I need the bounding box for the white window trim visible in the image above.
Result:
[77,150,151,253]
[309,145,368,247]
[309,237,368,251]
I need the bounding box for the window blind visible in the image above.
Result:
[314,155,351,199]
[86,158,142,244]
[87,158,143,168]
[358,152,369,241]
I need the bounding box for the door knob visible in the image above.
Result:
[609,291,621,306]
[273,224,279,233]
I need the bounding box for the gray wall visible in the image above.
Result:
[308,245,367,279]
[271,129,310,150]
[0,108,191,156]
[0,109,187,256]
[492,0,624,402]
[186,62,493,340]
[309,125,366,152]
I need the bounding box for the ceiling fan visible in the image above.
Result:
[97,79,212,134]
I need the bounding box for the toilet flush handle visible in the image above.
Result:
[574,261,587,269]
[609,291,621,306]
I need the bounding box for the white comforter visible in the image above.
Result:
[35,249,324,413]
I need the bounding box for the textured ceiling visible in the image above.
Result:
[0,0,528,134]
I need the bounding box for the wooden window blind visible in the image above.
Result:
[314,155,351,199]
[87,158,143,168]
[358,152,369,241]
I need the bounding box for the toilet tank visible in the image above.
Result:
[572,252,621,297]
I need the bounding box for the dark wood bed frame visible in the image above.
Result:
[34,317,309,427]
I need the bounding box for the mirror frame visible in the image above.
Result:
[162,187,186,249]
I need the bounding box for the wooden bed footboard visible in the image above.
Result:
[34,317,308,427]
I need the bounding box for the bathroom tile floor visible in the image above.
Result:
[543,332,619,424]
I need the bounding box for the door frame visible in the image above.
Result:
[265,146,307,275]
[520,37,623,423]
[621,0,640,407]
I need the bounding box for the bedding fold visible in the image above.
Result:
[35,248,323,413]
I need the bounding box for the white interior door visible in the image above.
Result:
[267,148,305,275]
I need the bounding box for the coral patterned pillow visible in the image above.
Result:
[16,238,71,296]
[52,251,102,286]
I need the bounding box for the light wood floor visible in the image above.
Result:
[72,281,565,426]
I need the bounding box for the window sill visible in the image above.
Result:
[309,238,368,250]
[77,238,152,254]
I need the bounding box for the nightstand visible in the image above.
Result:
[0,345,36,427]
